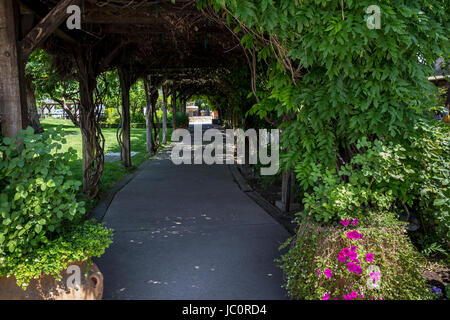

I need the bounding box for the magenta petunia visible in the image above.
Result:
[351,291,358,299]
[347,262,355,272]
[347,230,363,239]
[353,265,362,274]
[317,269,321,277]
[352,218,359,226]
[340,218,350,227]
[366,253,374,262]
[342,248,351,256]
[338,253,346,263]
[370,272,380,282]
[349,252,358,261]
[322,293,330,300]
[343,294,352,300]
[350,245,357,252]
[324,268,333,278]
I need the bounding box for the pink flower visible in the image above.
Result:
[370,272,380,282]
[349,252,358,261]
[324,268,333,278]
[366,253,374,262]
[338,253,346,263]
[317,269,321,278]
[347,230,363,239]
[351,291,358,299]
[343,294,352,300]
[347,262,356,272]
[350,245,357,252]
[342,248,351,256]
[322,293,329,300]
[352,218,359,226]
[347,262,362,274]
[340,218,350,227]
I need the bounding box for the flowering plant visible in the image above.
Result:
[279,213,431,300]
[318,218,381,300]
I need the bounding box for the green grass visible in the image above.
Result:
[41,118,172,194]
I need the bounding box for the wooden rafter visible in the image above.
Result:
[20,0,80,59]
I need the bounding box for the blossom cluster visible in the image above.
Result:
[318,217,379,300]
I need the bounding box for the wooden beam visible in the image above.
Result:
[19,0,80,59]
[0,0,24,138]
[18,0,79,46]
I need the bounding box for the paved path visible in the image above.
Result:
[95,125,290,300]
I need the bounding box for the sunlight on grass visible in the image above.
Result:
[41,118,172,193]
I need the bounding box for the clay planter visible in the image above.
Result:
[0,261,103,300]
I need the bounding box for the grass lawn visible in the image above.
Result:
[41,118,172,194]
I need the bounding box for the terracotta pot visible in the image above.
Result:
[0,261,103,300]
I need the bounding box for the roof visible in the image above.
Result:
[19,0,245,81]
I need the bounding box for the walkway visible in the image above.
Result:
[95,125,290,300]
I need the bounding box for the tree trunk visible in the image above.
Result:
[118,68,132,168]
[162,84,168,144]
[0,0,24,138]
[25,76,44,133]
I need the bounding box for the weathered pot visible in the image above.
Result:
[0,261,103,300]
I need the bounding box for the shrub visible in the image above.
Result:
[301,119,450,256]
[106,115,121,126]
[0,127,86,255]
[0,220,113,288]
[175,112,189,128]
[133,112,146,124]
[279,213,431,300]
[0,127,113,288]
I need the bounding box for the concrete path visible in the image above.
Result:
[95,125,290,300]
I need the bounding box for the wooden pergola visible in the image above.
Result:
[0,0,247,197]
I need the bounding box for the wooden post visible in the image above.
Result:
[144,75,153,153]
[162,84,168,144]
[172,90,177,131]
[118,68,132,168]
[75,48,104,198]
[280,170,295,212]
[0,0,24,138]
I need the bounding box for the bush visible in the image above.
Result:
[133,112,146,124]
[175,112,189,128]
[300,119,450,256]
[279,214,431,300]
[106,115,121,126]
[0,127,113,288]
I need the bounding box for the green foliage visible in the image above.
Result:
[0,127,113,287]
[133,112,146,124]
[0,127,86,256]
[279,215,431,300]
[26,50,79,107]
[0,220,113,289]
[301,119,450,255]
[204,0,449,260]
[175,112,190,128]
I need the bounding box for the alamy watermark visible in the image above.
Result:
[171,127,280,176]
[366,5,381,30]
[66,5,81,30]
